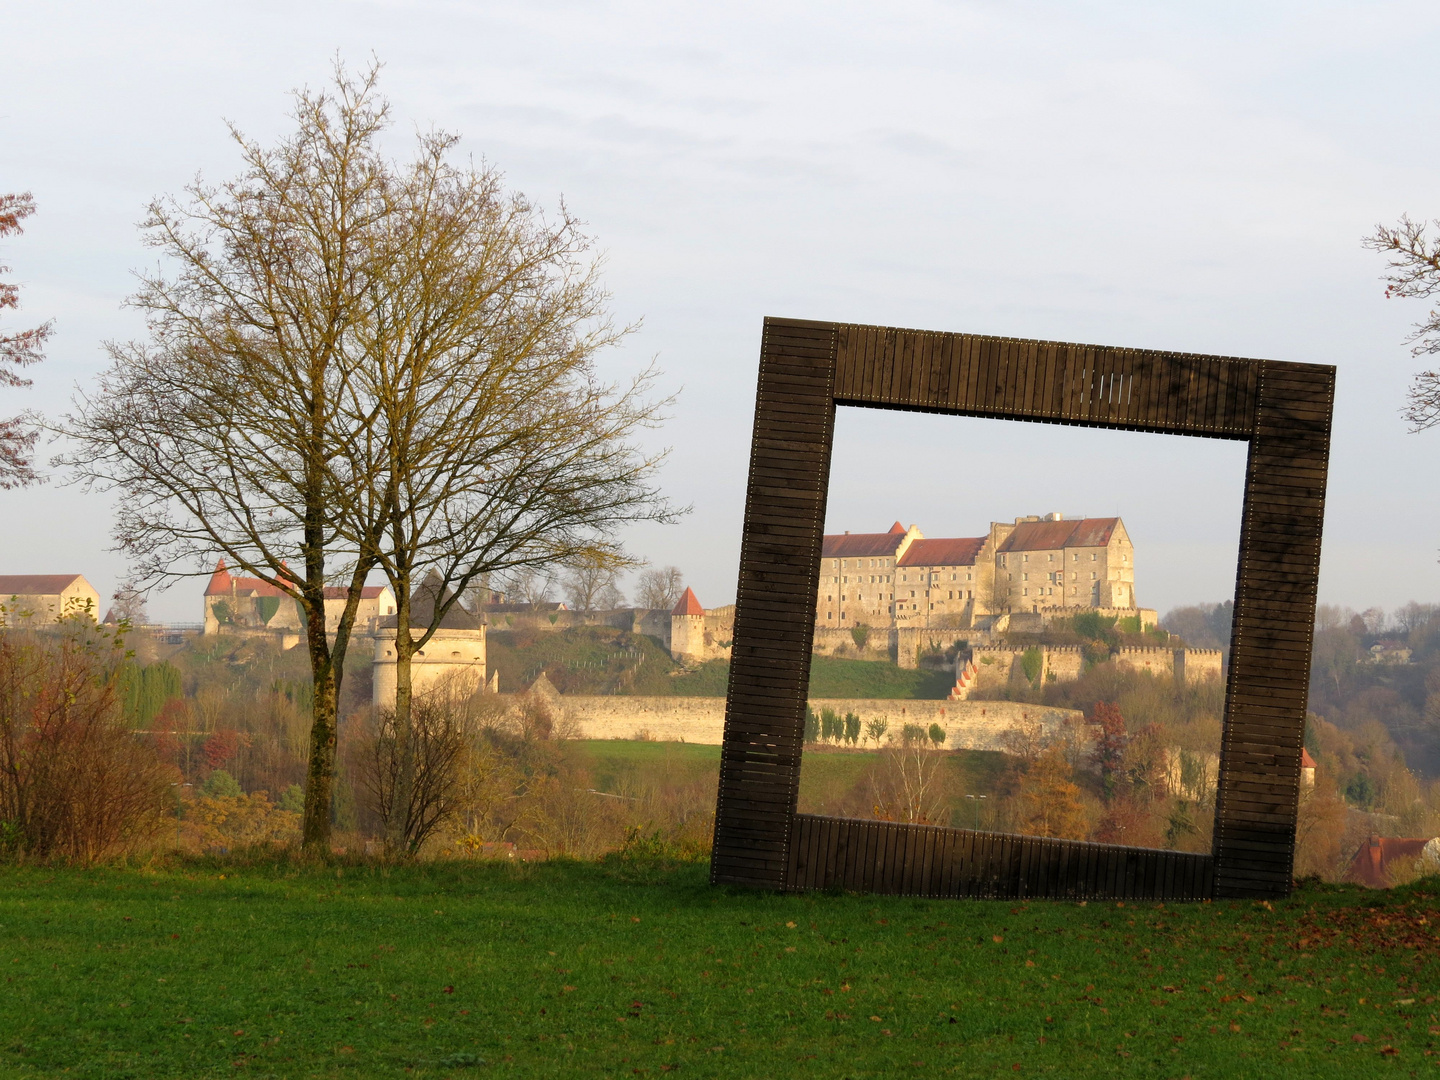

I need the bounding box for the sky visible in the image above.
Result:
[3,1,1440,623]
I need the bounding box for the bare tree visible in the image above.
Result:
[1365,216,1440,430]
[867,724,948,824]
[317,97,679,853]
[500,566,556,608]
[563,559,622,611]
[0,193,51,489]
[635,565,684,610]
[60,66,395,848]
[357,691,470,855]
[106,580,149,626]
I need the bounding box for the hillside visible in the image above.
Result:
[486,626,954,699]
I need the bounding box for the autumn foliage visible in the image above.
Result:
[0,629,171,862]
[0,192,50,489]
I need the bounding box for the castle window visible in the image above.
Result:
[1091,572,1097,580]
[1091,553,1097,561]
[1023,588,1028,596]
[1022,573,1028,581]
[828,612,833,620]
[1023,554,1029,562]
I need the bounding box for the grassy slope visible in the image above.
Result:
[1,860,1436,1079]
[567,742,1013,822]
[486,628,954,699]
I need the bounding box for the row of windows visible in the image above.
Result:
[999,551,1115,567]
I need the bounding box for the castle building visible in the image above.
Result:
[202,559,396,638]
[819,513,1143,631]
[372,572,489,707]
[0,574,102,626]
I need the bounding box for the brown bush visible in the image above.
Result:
[0,629,172,862]
[355,693,471,856]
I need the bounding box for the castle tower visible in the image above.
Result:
[669,587,706,662]
[372,572,488,708]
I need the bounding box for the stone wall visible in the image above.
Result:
[374,627,488,708]
[1114,647,1224,683]
[671,606,735,663]
[811,625,968,669]
[485,606,672,642]
[532,694,1084,750]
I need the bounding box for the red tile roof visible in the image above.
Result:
[203,558,291,598]
[822,530,911,558]
[1346,835,1434,889]
[672,587,705,616]
[0,574,86,595]
[998,517,1119,553]
[897,537,986,567]
[1301,748,1316,770]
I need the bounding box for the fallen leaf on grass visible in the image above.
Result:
[1352,1034,1369,1044]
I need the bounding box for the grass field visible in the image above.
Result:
[1,857,1436,1079]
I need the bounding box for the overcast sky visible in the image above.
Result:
[4,1,1439,623]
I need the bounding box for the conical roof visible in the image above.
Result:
[671,587,705,616]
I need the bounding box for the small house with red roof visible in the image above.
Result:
[0,574,102,626]
[203,559,396,639]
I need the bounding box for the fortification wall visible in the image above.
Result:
[524,695,1084,750]
[1177,649,1224,683]
[671,605,736,662]
[485,607,672,644]
[1113,647,1224,684]
[1114,645,1176,677]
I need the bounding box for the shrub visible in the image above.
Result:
[187,790,300,850]
[928,722,946,746]
[357,693,472,856]
[202,769,242,798]
[0,630,171,862]
[844,712,861,745]
[1021,646,1043,684]
[850,624,870,650]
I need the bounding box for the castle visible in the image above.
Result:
[202,559,397,642]
[817,514,1155,633]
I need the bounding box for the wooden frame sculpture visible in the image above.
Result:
[709,317,1335,901]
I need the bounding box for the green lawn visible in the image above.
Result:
[1,858,1436,1078]
[484,627,956,700]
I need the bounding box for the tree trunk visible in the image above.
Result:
[301,597,337,849]
[387,575,416,854]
